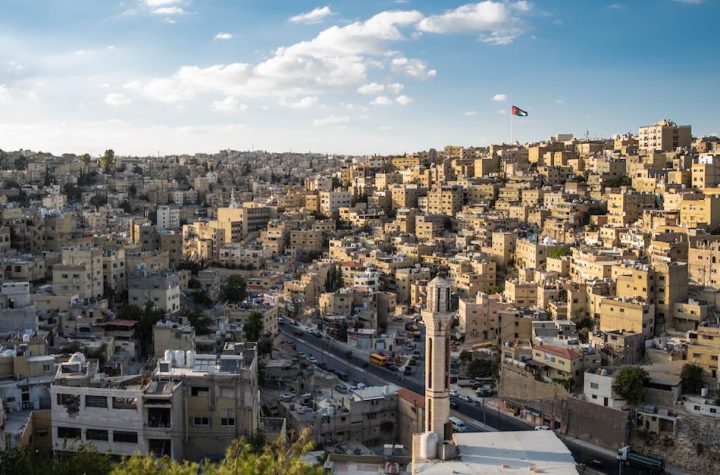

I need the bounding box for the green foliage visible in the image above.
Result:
[547,246,571,259]
[192,289,213,307]
[605,175,632,188]
[117,302,165,355]
[89,194,108,208]
[552,377,574,392]
[100,149,115,172]
[459,350,472,362]
[243,311,264,342]
[0,446,113,475]
[681,363,704,394]
[63,183,82,202]
[184,309,213,335]
[221,274,247,304]
[337,320,349,342]
[117,428,321,475]
[467,359,493,379]
[612,366,649,405]
[3,179,19,189]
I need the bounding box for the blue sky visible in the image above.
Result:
[0,0,718,156]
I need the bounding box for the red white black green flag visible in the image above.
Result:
[511,105,528,117]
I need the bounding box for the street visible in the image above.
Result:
[280,327,646,475]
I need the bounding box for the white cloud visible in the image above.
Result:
[497,108,507,114]
[391,57,436,79]
[145,0,189,15]
[104,92,130,106]
[214,32,233,40]
[289,96,320,109]
[395,95,413,105]
[387,82,404,94]
[492,93,507,101]
[358,82,385,95]
[7,61,23,72]
[290,6,334,24]
[140,10,429,103]
[371,96,392,106]
[313,115,350,126]
[418,1,530,45]
[464,110,479,116]
[210,96,248,112]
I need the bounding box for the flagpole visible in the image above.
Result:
[510,112,514,145]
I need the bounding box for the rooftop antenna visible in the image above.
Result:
[585,130,590,141]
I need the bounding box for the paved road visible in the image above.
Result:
[281,327,647,475]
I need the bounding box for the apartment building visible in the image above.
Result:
[52,247,104,300]
[319,190,352,217]
[638,119,692,152]
[394,266,432,304]
[156,205,180,231]
[426,185,463,215]
[51,343,259,461]
[607,189,656,227]
[0,282,37,335]
[127,268,181,313]
[599,297,655,337]
[458,291,514,345]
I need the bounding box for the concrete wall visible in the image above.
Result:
[499,365,569,401]
[565,398,629,450]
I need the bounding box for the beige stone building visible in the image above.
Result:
[638,119,691,152]
[52,247,104,300]
[599,298,655,337]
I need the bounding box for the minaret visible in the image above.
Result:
[421,276,453,441]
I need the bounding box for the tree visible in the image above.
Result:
[100,149,115,173]
[681,363,704,394]
[0,446,113,475]
[184,309,213,335]
[548,247,572,259]
[113,428,321,475]
[192,289,212,307]
[612,366,649,405]
[244,311,264,342]
[128,184,138,198]
[118,302,165,355]
[89,194,108,208]
[221,274,247,304]
[337,320,349,342]
[467,359,493,379]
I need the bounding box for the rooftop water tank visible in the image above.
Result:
[419,431,438,460]
[174,350,185,368]
[186,350,196,368]
[69,352,86,364]
[164,350,173,363]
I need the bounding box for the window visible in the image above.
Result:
[590,382,599,389]
[86,429,109,441]
[113,431,138,443]
[191,387,209,397]
[193,416,210,426]
[221,409,235,426]
[112,397,137,410]
[57,427,81,439]
[85,395,108,408]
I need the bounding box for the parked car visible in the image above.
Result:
[450,400,459,409]
[449,389,459,397]
[318,362,328,370]
[403,367,412,376]
[294,330,303,336]
[534,426,551,431]
[459,395,472,402]
[334,384,348,394]
[386,363,397,371]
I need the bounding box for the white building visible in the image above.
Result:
[157,205,180,231]
[583,367,625,409]
[320,190,352,216]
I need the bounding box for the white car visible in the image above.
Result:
[449,389,459,397]
[459,395,472,402]
[534,425,551,431]
[308,356,319,364]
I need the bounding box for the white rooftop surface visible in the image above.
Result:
[416,431,578,475]
[351,384,399,401]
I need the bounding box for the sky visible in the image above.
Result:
[0,0,718,156]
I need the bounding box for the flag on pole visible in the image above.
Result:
[511,105,528,117]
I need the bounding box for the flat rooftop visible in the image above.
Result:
[415,431,578,475]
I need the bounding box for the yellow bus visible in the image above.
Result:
[369,353,388,367]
